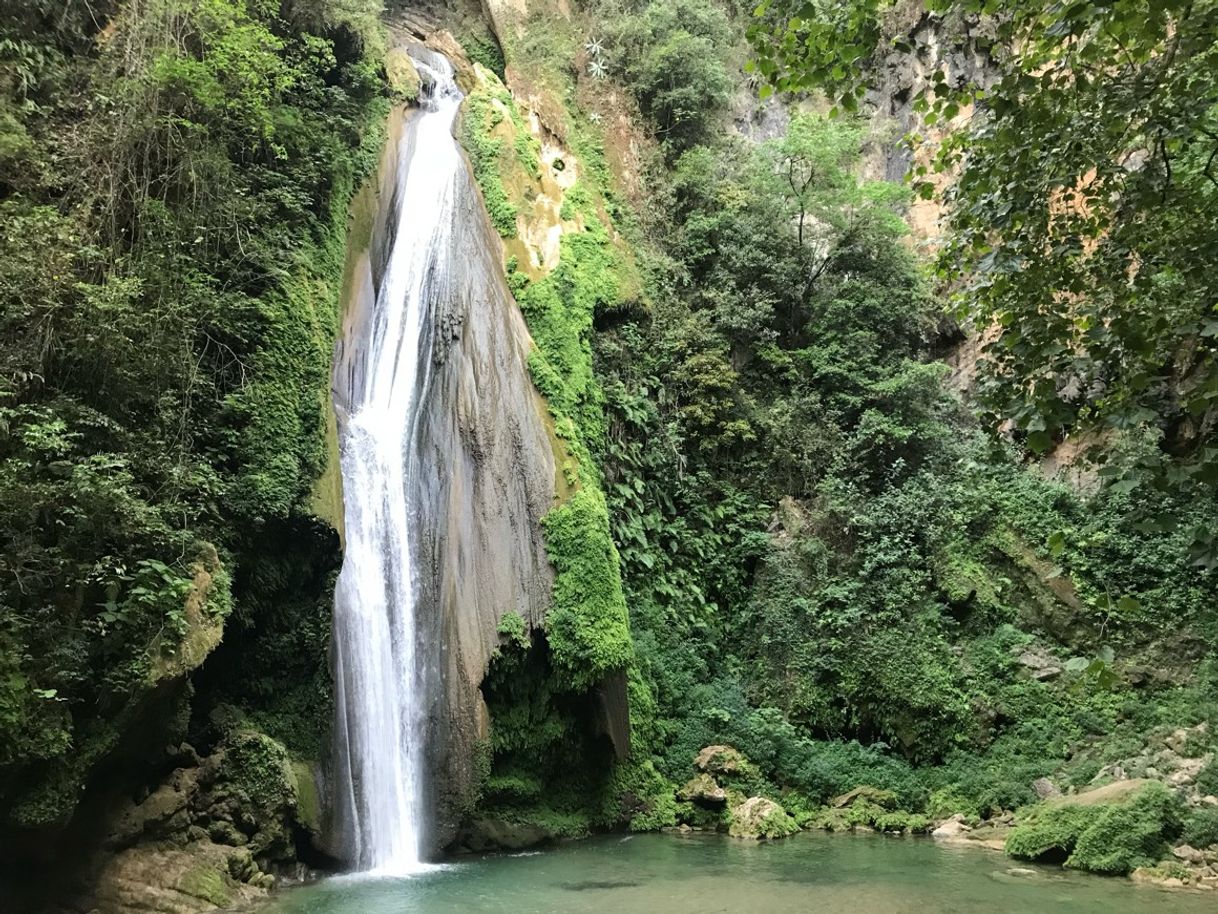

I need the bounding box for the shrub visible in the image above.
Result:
[1182,808,1218,849]
[1006,783,1182,875]
[1067,784,1182,874]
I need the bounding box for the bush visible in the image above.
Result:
[1067,784,1182,874]
[1182,808,1218,849]
[1006,783,1183,875]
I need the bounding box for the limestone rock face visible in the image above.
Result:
[87,729,318,914]
[332,67,558,852]
[92,841,267,914]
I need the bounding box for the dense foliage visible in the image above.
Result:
[559,0,1218,839]
[0,0,385,831]
[3,0,1217,890]
[750,1,1218,557]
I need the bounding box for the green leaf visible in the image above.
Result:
[1026,430,1052,453]
[1047,530,1066,557]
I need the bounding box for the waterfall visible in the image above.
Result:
[330,48,462,875]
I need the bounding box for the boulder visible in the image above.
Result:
[1168,757,1208,787]
[678,773,727,806]
[92,841,267,914]
[1016,650,1062,680]
[931,814,971,840]
[728,797,799,840]
[1173,844,1206,864]
[694,745,748,777]
[385,47,422,102]
[1032,778,1061,800]
[458,817,554,852]
[1051,778,1151,806]
[830,786,897,810]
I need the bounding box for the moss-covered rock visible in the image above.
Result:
[830,785,899,810]
[695,745,749,777]
[386,47,421,102]
[1006,781,1183,874]
[679,772,728,806]
[92,840,265,914]
[728,796,800,839]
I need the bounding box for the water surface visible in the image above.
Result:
[262,832,1208,913]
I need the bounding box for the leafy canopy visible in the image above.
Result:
[749,1,1218,540]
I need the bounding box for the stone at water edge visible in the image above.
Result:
[931,815,971,840]
[728,797,799,840]
[385,47,422,101]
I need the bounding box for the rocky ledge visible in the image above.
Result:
[85,730,324,914]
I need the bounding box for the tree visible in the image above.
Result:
[749,0,1218,542]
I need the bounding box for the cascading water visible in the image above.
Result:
[330,48,462,875]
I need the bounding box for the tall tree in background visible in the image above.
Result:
[750,0,1218,552]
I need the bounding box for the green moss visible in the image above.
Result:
[385,48,421,102]
[1006,803,1103,863]
[178,863,233,907]
[1006,783,1182,875]
[873,810,932,834]
[758,806,801,839]
[224,730,296,811]
[514,129,541,179]
[541,489,633,691]
[291,760,321,834]
[460,90,518,237]
[1067,784,1182,874]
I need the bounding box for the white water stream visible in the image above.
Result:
[330,49,462,875]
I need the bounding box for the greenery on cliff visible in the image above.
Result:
[466,0,1218,876]
[751,0,1218,558]
[0,0,385,843]
[2,0,1218,902]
